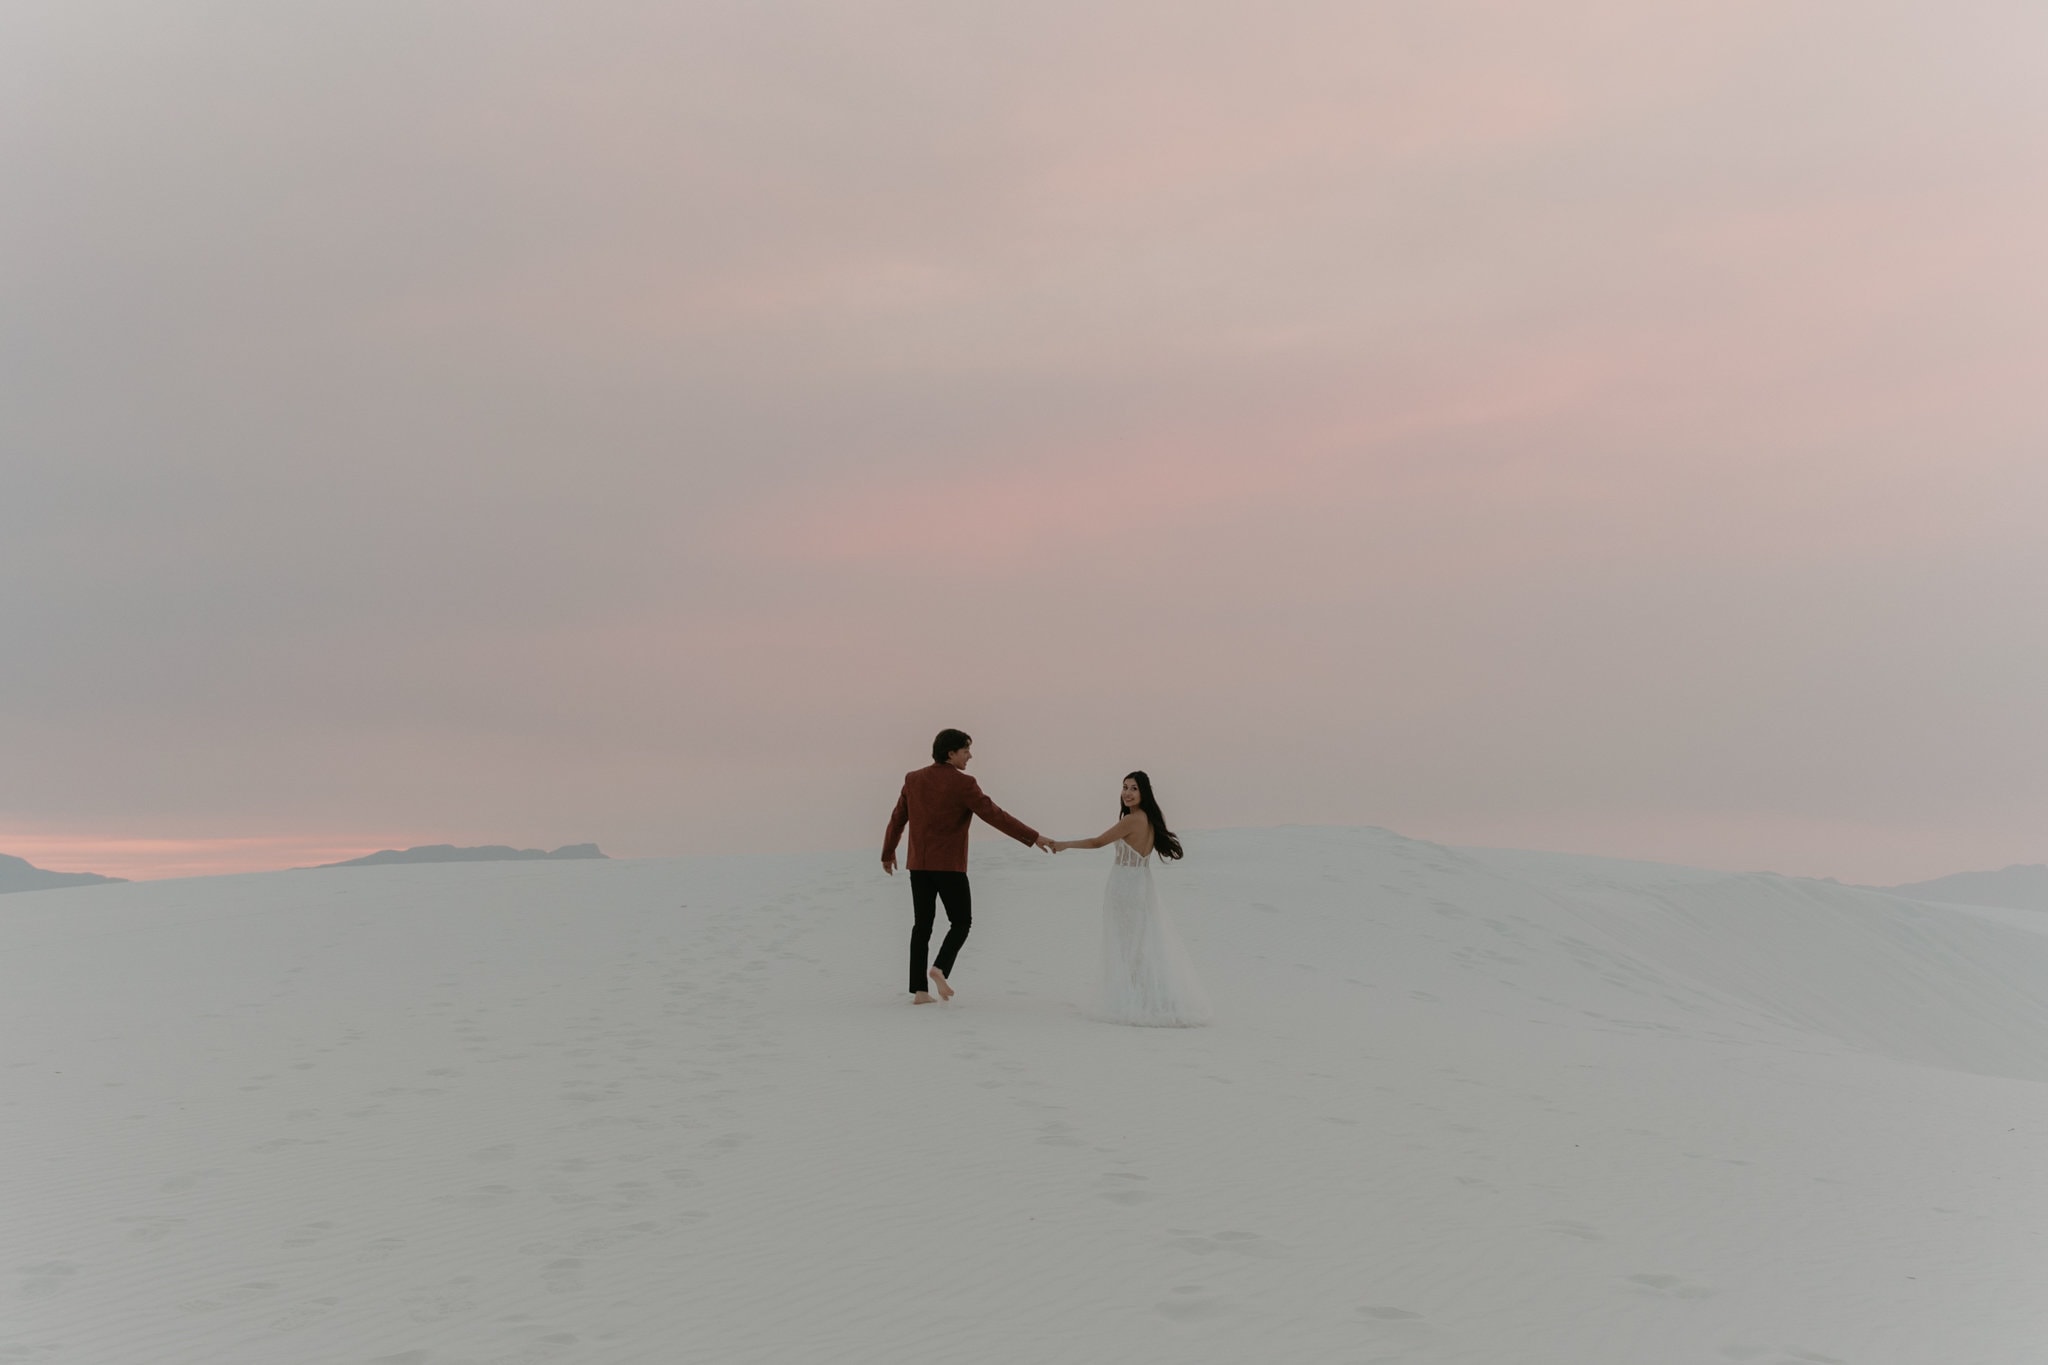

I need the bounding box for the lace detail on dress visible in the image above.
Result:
[1093,840,1211,1027]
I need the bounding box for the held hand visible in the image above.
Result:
[1035,836,1057,854]
[882,855,896,875]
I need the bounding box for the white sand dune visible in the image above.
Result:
[5,827,2046,1364]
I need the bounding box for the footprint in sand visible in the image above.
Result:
[1164,1230,1282,1259]
[1095,1172,1153,1205]
[1155,1285,1228,1321]
[265,1296,341,1331]
[1623,1272,1716,1299]
[1541,1220,1604,1242]
[355,1237,407,1264]
[402,1275,478,1322]
[541,1257,585,1294]
[521,1220,663,1257]
[117,1215,186,1243]
[605,1181,657,1209]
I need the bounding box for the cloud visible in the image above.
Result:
[2,0,2044,883]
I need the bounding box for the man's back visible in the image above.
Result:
[884,763,1038,872]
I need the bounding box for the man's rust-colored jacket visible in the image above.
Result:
[882,763,1039,872]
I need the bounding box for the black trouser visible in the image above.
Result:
[908,870,972,994]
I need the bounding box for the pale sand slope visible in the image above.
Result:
[4,827,2046,1365]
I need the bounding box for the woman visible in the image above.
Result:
[1050,772,1212,1027]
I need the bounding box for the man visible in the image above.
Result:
[882,728,1052,1004]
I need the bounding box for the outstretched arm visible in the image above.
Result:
[1049,813,1145,853]
[965,780,1047,850]
[881,789,909,874]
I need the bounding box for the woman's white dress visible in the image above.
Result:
[1093,839,1212,1027]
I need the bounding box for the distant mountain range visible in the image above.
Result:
[1877,864,2048,912]
[0,853,127,895]
[8,836,2036,911]
[308,843,608,869]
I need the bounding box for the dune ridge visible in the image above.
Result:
[0,852,125,895]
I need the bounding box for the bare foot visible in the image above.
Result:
[912,991,937,1004]
[927,968,955,1001]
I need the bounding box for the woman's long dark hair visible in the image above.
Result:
[1122,770,1184,860]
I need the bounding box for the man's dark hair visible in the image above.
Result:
[932,729,973,763]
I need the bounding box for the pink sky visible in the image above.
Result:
[0,831,408,883]
[3,1,2044,884]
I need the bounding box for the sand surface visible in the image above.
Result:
[5,827,2046,1364]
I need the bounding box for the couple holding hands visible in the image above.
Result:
[882,728,1210,1027]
